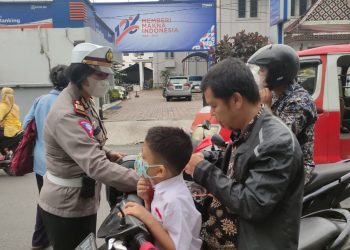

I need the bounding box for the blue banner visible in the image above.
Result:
[270,0,280,26]
[94,1,216,52]
[0,3,54,28]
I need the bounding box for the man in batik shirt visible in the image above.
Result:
[248,44,317,184]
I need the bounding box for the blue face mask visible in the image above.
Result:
[134,153,161,179]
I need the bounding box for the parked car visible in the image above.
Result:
[189,75,203,92]
[164,76,192,102]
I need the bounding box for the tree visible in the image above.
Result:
[113,62,126,85]
[160,69,171,86]
[210,30,269,63]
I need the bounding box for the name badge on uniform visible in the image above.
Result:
[79,119,94,138]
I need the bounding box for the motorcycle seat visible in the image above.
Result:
[304,162,350,195]
[298,217,343,250]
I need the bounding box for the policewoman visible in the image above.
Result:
[38,43,138,250]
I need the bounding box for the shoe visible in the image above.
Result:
[341,126,349,133]
[31,242,50,250]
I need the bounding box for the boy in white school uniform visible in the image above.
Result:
[124,126,202,250]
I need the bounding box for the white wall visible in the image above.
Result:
[122,53,153,69]
[0,28,85,85]
[218,0,270,39]
[0,27,120,120]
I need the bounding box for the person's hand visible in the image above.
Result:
[123,202,151,222]
[137,178,153,203]
[108,151,126,162]
[260,88,273,108]
[185,152,204,176]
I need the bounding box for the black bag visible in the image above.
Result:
[0,126,4,138]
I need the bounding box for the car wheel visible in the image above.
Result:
[166,97,171,102]
[187,96,192,101]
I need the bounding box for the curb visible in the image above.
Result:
[102,100,122,111]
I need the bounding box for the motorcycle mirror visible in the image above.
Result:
[202,120,211,130]
[211,134,226,148]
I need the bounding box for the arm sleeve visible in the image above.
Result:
[22,103,36,129]
[276,101,309,136]
[193,147,295,221]
[162,203,193,250]
[23,97,42,129]
[54,113,138,192]
[0,103,10,122]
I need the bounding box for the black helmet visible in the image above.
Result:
[49,65,70,91]
[247,44,299,89]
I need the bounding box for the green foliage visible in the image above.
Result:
[108,89,121,102]
[210,30,269,63]
[160,69,171,85]
[113,62,127,85]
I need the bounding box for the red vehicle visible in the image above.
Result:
[191,44,350,164]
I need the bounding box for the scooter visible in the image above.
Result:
[298,208,350,250]
[0,149,13,175]
[104,156,350,250]
[203,133,350,215]
[76,194,157,250]
[0,131,23,175]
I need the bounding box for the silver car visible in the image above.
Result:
[189,75,203,92]
[164,76,192,102]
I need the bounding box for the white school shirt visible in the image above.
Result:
[151,174,202,250]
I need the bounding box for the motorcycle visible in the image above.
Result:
[76,194,157,250]
[298,208,350,250]
[103,155,350,250]
[0,131,23,175]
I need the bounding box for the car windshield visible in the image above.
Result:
[170,78,187,84]
[189,76,202,81]
[297,64,317,95]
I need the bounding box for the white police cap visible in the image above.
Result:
[71,43,114,74]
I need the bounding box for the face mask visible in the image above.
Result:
[84,77,110,97]
[134,153,161,179]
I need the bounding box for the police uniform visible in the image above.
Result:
[38,43,138,250]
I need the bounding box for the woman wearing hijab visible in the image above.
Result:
[0,87,22,156]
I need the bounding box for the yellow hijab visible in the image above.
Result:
[1,87,15,107]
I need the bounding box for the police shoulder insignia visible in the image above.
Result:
[73,100,86,116]
[79,119,93,138]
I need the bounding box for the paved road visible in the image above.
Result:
[0,89,204,249]
[104,89,203,122]
[0,145,141,250]
[103,90,204,146]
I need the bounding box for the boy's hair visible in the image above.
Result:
[145,126,193,175]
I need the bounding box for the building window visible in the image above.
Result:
[291,0,296,16]
[250,0,258,17]
[238,0,246,18]
[123,53,129,56]
[300,0,308,15]
[165,52,174,58]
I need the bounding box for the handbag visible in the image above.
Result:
[0,105,13,138]
[10,119,36,176]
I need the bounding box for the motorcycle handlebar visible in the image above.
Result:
[135,233,157,250]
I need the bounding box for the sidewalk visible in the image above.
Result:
[103,89,203,145]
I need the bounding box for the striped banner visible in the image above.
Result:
[69,2,86,21]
